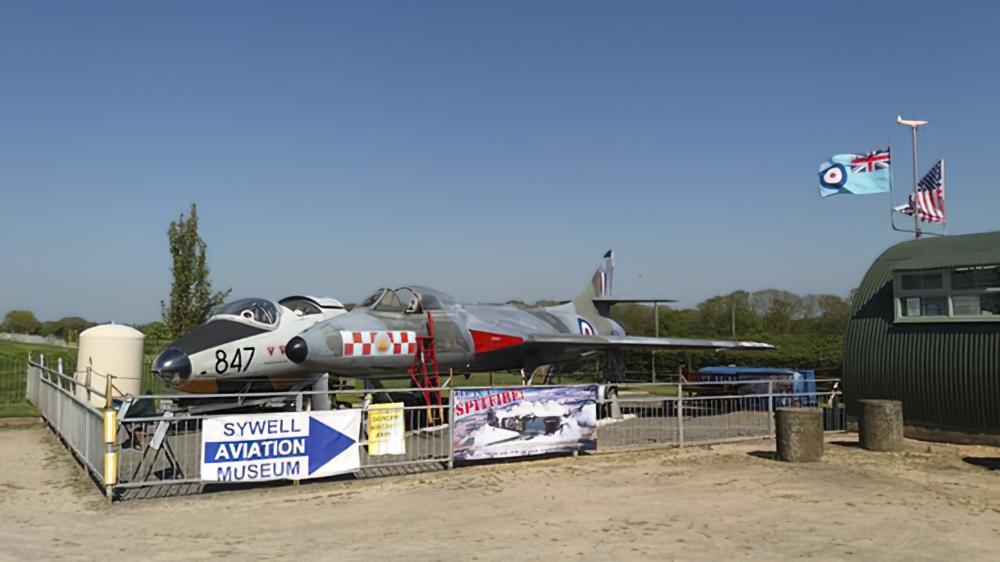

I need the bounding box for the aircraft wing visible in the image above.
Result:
[523,334,774,352]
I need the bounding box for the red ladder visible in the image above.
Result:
[408,312,443,416]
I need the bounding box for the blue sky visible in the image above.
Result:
[1,1,997,323]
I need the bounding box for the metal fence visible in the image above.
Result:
[1,356,28,404]
[599,380,846,451]
[25,361,106,486]
[24,364,845,501]
[114,390,453,499]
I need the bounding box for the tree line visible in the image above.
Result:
[607,289,853,375]
[0,310,93,342]
[612,289,852,339]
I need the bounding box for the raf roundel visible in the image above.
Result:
[820,163,848,189]
[578,318,596,336]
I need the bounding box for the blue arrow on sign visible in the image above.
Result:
[307,416,356,474]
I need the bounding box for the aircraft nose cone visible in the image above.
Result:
[153,347,191,385]
[286,336,308,364]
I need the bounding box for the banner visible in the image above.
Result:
[200,410,361,483]
[367,402,406,456]
[452,386,597,461]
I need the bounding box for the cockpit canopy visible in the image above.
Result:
[359,286,458,314]
[209,298,280,328]
[278,295,345,316]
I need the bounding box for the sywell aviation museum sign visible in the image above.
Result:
[201,411,361,482]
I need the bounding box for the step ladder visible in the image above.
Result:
[408,312,444,423]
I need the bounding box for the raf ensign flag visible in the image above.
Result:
[818,148,892,197]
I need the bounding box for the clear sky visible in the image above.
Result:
[1,1,998,324]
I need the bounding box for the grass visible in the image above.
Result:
[0,339,76,365]
[0,403,38,418]
[0,339,75,417]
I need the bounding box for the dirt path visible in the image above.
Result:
[2,419,1000,561]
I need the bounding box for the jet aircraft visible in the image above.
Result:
[153,295,348,394]
[284,251,773,384]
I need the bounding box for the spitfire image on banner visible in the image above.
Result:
[818,148,891,197]
[452,386,597,461]
[200,411,361,482]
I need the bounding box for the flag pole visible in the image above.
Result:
[888,140,903,233]
[941,158,947,235]
[911,125,920,238]
[897,115,928,239]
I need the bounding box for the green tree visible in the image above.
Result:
[814,294,851,335]
[750,289,804,334]
[137,321,173,355]
[45,317,93,340]
[161,204,231,338]
[3,310,42,334]
[694,291,760,337]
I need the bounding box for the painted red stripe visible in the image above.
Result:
[470,330,525,353]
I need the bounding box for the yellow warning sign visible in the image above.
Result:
[367,403,405,456]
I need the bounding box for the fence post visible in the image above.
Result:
[677,382,684,447]
[447,392,455,469]
[102,374,118,502]
[57,357,64,375]
[767,380,775,437]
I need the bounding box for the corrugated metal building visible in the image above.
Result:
[844,231,1000,435]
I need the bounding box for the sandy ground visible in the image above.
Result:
[2,419,1000,561]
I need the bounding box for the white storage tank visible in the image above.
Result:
[74,324,145,407]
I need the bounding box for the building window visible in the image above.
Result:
[901,271,944,291]
[894,266,1000,322]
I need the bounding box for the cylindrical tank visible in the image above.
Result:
[74,324,145,407]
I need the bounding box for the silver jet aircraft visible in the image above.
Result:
[285,251,773,382]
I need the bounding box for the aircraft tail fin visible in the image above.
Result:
[555,250,676,336]
[571,250,615,320]
[593,250,614,300]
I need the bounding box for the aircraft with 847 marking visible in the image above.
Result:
[283,251,773,385]
[153,295,348,394]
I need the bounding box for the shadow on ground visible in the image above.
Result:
[962,457,1000,471]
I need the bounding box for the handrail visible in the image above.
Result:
[111,377,841,402]
[29,360,108,399]
[34,368,106,417]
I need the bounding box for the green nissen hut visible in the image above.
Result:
[844,231,1000,435]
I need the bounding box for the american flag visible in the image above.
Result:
[851,148,891,173]
[896,160,946,223]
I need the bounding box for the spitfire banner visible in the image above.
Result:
[201,411,361,483]
[452,386,597,461]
